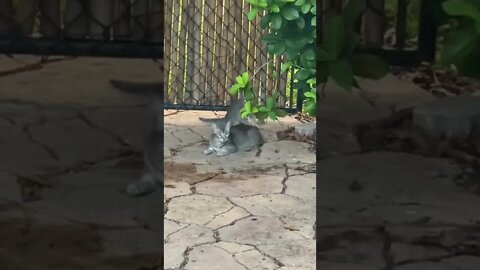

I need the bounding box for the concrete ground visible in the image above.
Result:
[0,55,479,270]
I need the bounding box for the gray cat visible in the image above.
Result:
[204,120,264,157]
[109,79,163,196]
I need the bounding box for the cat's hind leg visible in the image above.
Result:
[126,173,158,196]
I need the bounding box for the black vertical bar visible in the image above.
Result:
[418,0,438,63]
[395,0,407,49]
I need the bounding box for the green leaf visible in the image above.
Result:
[296,16,305,29]
[301,3,312,14]
[241,111,250,119]
[281,6,300,20]
[247,8,259,20]
[342,0,366,26]
[261,33,280,43]
[266,96,275,110]
[295,68,312,80]
[236,75,246,87]
[260,14,271,28]
[242,72,249,83]
[281,62,292,72]
[441,26,479,65]
[270,4,280,12]
[442,0,480,20]
[285,46,302,60]
[245,101,252,112]
[268,111,278,121]
[258,106,270,112]
[295,0,306,6]
[303,99,316,115]
[311,16,316,26]
[304,91,316,98]
[350,53,390,79]
[229,84,240,94]
[302,48,316,60]
[323,15,345,59]
[252,106,259,113]
[244,88,255,100]
[268,42,286,55]
[271,14,282,30]
[329,60,354,90]
[256,111,268,121]
[275,109,288,117]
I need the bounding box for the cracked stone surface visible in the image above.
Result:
[2,56,480,270]
[165,110,316,269]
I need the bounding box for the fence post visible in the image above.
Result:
[418,0,438,63]
[0,0,13,35]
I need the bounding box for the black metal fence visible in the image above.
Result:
[0,0,163,58]
[0,0,439,112]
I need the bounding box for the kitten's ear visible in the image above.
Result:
[225,120,232,131]
[212,123,221,134]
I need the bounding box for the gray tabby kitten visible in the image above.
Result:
[204,120,264,157]
[109,79,163,196]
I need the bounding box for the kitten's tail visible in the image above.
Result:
[109,79,163,96]
[198,93,244,123]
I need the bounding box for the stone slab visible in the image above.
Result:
[413,95,480,138]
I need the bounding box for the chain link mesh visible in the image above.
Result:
[0,0,163,58]
[164,0,296,110]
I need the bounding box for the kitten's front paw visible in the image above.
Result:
[216,152,227,157]
[203,148,214,155]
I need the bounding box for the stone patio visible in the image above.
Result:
[0,55,479,270]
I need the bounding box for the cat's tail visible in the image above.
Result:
[198,92,244,123]
[109,79,163,96]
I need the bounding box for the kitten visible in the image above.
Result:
[204,120,264,157]
[109,79,163,196]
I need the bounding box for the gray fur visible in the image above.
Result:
[109,79,163,196]
[204,120,264,157]
[198,93,256,129]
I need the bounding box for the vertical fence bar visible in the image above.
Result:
[0,0,13,35]
[417,0,438,63]
[395,0,407,49]
[149,0,163,42]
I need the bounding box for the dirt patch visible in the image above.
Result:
[163,161,279,186]
[164,161,230,185]
[0,218,161,270]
